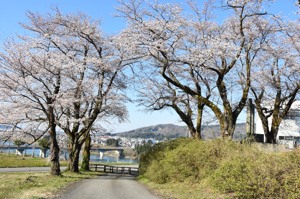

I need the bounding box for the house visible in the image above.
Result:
[254,101,300,147]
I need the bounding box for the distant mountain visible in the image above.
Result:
[117,124,188,140]
[117,123,246,140]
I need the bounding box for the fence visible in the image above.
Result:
[90,164,139,176]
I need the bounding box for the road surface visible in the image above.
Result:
[54,173,160,199]
[0,167,67,173]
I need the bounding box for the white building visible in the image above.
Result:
[255,101,300,147]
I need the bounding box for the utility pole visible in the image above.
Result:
[246,98,255,138]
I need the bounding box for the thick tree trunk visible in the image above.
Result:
[194,131,201,140]
[49,130,61,176]
[48,102,61,176]
[188,128,201,140]
[195,102,203,140]
[67,140,81,173]
[81,133,91,171]
[220,118,236,140]
[265,126,279,144]
[265,132,276,144]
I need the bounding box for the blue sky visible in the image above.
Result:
[0,0,298,133]
[0,0,185,133]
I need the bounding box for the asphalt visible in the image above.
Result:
[0,167,67,172]
[1,166,160,199]
[53,173,161,199]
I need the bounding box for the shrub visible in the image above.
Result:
[210,150,300,198]
[140,138,245,184]
[140,138,300,198]
[139,138,187,175]
[13,139,26,147]
[38,138,50,151]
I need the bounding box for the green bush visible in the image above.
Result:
[13,139,26,147]
[210,150,300,199]
[141,138,245,184]
[139,138,187,175]
[38,138,50,150]
[140,138,300,198]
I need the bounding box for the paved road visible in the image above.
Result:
[0,167,67,172]
[54,174,160,199]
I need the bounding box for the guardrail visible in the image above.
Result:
[90,164,139,176]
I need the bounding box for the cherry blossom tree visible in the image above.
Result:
[117,0,273,139]
[251,20,300,143]
[0,38,62,175]
[135,65,214,139]
[0,9,134,173]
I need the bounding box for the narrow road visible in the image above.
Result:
[54,174,160,199]
[0,167,67,172]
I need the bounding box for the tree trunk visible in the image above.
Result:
[48,102,61,176]
[81,133,91,171]
[220,117,236,140]
[265,126,279,144]
[188,127,201,140]
[265,132,274,143]
[194,131,201,140]
[195,102,204,140]
[49,130,61,176]
[67,140,81,173]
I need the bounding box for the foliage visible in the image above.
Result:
[140,138,300,198]
[38,137,50,150]
[13,139,26,147]
[0,8,133,173]
[122,147,137,158]
[117,0,291,139]
[211,150,300,198]
[106,138,119,147]
[139,138,191,176]
[135,143,153,155]
[250,19,300,143]
[140,138,239,183]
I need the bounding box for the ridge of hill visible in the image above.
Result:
[117,123,246,140]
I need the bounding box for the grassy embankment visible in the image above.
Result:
[0,153,52,168]
[139,138,300,199]
[0,153,98,199]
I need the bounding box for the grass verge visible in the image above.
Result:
[0,171,99,199]
[139,177,230,199]
[0,153,50,168]
[0,153,68,167]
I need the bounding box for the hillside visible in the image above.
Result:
[117,124,187,140]
[117,123,246,140]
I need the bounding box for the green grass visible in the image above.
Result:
[0,153,51,168]
[0,171,99,199]
[0,153,103,199]
[139,177,230,199]
[0,153,68,168]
